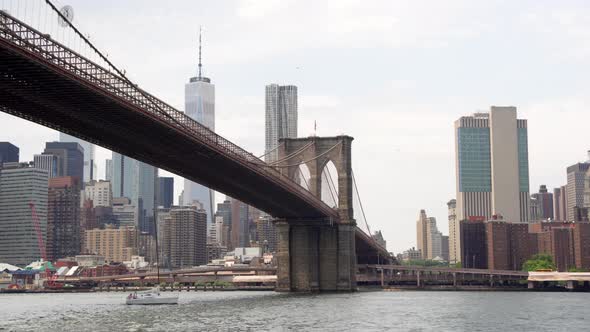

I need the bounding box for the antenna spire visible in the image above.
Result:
[198,26,202,79]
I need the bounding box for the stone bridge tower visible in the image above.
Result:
[274,135,356,292]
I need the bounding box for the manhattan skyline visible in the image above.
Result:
[2,0,590,253]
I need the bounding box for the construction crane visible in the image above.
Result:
[30,201,61,288]
[29,201,47,261]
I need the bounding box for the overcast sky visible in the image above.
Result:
[2,0,590,253]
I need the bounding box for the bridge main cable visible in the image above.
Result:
[258,141,343,168]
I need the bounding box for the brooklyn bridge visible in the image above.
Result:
[0,6,392,292]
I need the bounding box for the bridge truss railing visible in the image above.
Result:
[0,10,337,219]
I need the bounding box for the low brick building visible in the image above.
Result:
[78,263,127,277]
[574,222,590,269]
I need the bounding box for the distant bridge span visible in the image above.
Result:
[58,266,277,283]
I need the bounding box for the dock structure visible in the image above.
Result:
[528,272,590,290]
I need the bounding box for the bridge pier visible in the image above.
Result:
[274,135,359,292]
[276,221,356,292]
[276,221,291,292]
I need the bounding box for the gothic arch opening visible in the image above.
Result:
[294,163,311,191]
[321,160,339,208]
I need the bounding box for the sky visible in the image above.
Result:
[2,0,590,254]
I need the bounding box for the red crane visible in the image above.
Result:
[29,201,47,261]
[30,202,63,289]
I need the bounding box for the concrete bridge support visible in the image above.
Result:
[275,135,357,292]
[276,221,356,292]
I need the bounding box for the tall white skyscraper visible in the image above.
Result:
[183,28,215,227]
[265,84,298,163]
[59,132,96,183]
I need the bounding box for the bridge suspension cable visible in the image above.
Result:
[267,141,314,166]
[296,164,310,190]
[256,142,284,159]
[257,141,342,168]
[323,164,338,208]
[352,170,374,241]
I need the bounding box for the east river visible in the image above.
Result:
[0,290,588,331]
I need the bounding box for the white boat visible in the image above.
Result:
[125,287,178,305]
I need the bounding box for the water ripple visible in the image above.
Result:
[0,291,588,331]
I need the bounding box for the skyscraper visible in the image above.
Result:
[416,209,442,259]
[162,206,207,268]
[47,176,81,261]
[531,185,553,220]
[0,163,49,266]
[554,185,567,221]
[257,215,278,253]
[105,159,113,181]
[454,106,530,223]
[0,142,18,164]
[231,198,250,249]
[265,84,298,163]
[426,218,442,260]
[59,133,96,182]
[112,197,137,227]
[416,210,429,259]
[529,195,542,221]
[567,162,590,222]
[183,28,215,227]
[157,177,174,209]
[584,167,590,218]
[112,152,157,234]
[33,154,59,178]
[447,199,460,264]
[215,198,233,249]
[84,180,113,207]
[441,235,449,262]
[43,142,84,181]
[84,225,137,262]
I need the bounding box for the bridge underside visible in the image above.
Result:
[355,228,393,265]
[0,36,330,220]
